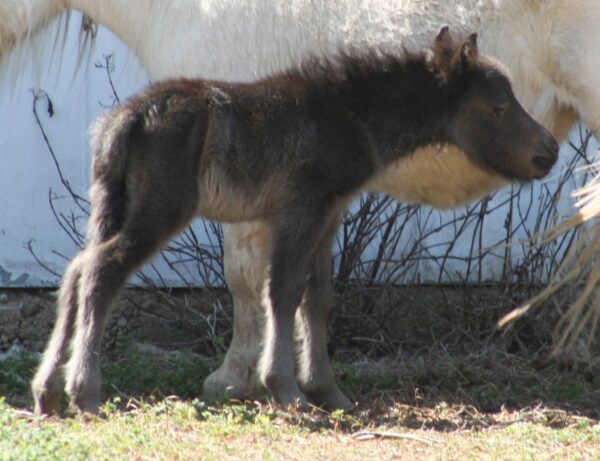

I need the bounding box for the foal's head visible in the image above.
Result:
[429,27,558,181]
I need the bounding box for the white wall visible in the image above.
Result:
[0,14,596,287]
[0,16,148,286]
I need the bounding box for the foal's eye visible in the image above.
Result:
[492,101,509,117]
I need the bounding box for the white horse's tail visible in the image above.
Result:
[0,4,96,86]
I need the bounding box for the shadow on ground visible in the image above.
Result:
[1,339,598,433]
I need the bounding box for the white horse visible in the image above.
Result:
[2,0,599,412]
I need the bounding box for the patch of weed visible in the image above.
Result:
[549,382,586,401]
[0,350,39,407]
[102,347,210,400]
[337,364,402,399]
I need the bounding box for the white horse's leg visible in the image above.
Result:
[296,223,352,410]
[201,301,266,401]
[203,222,269,400]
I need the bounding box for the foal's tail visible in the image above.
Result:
[86,107,140,244]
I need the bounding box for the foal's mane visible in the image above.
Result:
[280,30,479,94]
[284,48,426,86]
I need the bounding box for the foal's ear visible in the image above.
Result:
[433,26,455,55]
[429,26,457,81]
[435,26,453,47]
[459,33,479,63]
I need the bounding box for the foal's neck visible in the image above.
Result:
[329,56,456,165]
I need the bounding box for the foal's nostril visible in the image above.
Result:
[547,137,559,157]
[532,154,556,172]
[533,135,559,172]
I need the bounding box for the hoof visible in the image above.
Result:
[274,392,310,412]
[307,387,353,411]
[32,372,65,416]
[69,395,101,415]
[32,388,63,416]
[66,380,102,416]
[265,380,309,411]
[203,365,266,403]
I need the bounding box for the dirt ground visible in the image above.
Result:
[0,287,225,354]
[0,284,572,354]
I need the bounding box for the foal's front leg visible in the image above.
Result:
[259,206,338,410]
[296,225,352,410]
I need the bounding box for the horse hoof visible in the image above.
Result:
[32,375,64,416]
[70,396,101,415]
[313,390,353,411]
[276,389,310,411]
[304,385,353,411]
[203,366,265,403]
[66,382,102,415]
[263,373,309,411]
[32,389,62,416]
[267,383,309,411]
[277,393,310,412]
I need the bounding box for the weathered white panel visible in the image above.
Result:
[0,16,148,286]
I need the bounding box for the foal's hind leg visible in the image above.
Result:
[63,238,132,413]
[32,253,84,415]
[64,218,192,413]
[296,227,352,410]
[65,198,198,413]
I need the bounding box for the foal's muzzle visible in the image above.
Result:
[531,134,559,179]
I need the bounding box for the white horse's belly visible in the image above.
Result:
[89,0,477,82]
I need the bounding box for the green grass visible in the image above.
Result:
[0,350,39,407]
[0,346,210,409]
[0,347,599,460]
[102,347,210,398]
[1,396,598,461]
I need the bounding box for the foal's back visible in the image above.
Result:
[93,74,376,224]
